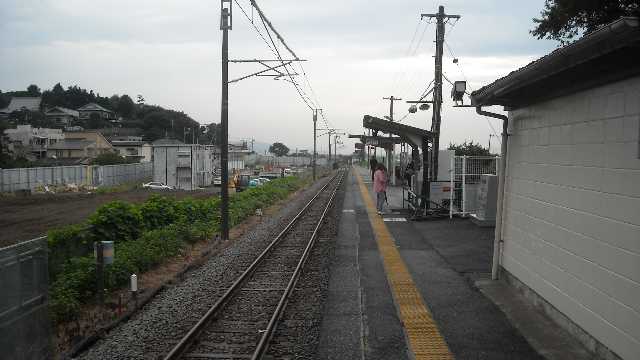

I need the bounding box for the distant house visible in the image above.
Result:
[48,130,114,161]
[45,106,79,126]
[110,136,152,162]
[46,139,101,160]
[77,103,115,121]
[471,18,640,360]
[4,124,64,159]
[0,97,42,119]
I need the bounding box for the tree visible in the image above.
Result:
[0,90,8,109]
[136,94,145,105]
[269,142,289,157]
[448,140,490,156]
[531,0,640,43]
[118,94,135,118]
[91,152,127,165]
[27,84,41,96]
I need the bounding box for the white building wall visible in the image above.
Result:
[502,76,640,360]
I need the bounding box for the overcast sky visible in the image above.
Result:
[2,0,557,154]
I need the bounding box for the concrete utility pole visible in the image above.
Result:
[312,109,321,180]
[421,6,460,182]
[220,0,232,241]
[383,95,401,184]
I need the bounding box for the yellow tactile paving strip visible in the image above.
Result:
[355,169,453,360]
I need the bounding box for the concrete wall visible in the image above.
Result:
[502,76,640,359]
[0,162,152,192]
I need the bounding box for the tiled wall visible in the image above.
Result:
[502,76,640,360]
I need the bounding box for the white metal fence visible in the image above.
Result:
[0,162,153,193]
[0,237,50,360]
[449,156,499,217]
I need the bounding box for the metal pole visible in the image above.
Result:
[220,4,231,240]
[462,155,466,216]
[449,155,454,218]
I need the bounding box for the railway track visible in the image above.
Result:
[164,171,345,360]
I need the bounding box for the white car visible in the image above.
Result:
[142,182,174,190]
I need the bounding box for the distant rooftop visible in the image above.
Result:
[77,102,113,113]
[0,97,42,113]
[45,106,79,117]
[48,139,94,150]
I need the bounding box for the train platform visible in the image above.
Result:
[318,167,590,360]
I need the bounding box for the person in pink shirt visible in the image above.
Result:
[373,163,388,214]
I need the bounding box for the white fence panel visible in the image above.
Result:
[449,156,499,217]
[0,162,153,192]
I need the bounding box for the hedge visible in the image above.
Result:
[48,176,305,322]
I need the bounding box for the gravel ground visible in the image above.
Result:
[78,177,331,360]
[266,172,346,359]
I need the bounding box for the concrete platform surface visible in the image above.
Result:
[318,167,595,360]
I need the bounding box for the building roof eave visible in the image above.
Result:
[471,17,640,108]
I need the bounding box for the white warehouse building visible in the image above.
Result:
[472,18,639,360]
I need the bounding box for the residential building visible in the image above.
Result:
[46,130,114,161]
[152,144,215,190]
[77,102,115,121]
[45,106,79,126]
[110,136,152,162]
[471,18,640,360]
[46,139,101,160]
[3,124,64,159]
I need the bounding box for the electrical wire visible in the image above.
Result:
[258,9,314,111]
[390,18,422,93]
[235,0,334,132]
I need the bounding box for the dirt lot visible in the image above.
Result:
[0,188,220,248]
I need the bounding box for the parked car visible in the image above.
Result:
[142,182,174,190]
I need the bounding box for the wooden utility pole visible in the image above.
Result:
[220,0,232,240]
[421,6,460,182]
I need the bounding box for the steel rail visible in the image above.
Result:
[163,172,343,360]
[251,170,345,359]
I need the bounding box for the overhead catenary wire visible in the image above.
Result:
[235,0,334,133]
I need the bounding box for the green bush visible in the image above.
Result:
[49,176,305,323]
[47,224,92,281]
[49,257,96,322]
[88,200,142,243]
[139,195,178,229]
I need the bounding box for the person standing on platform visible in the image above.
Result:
[374,163,388,215]
[370,157,378,181]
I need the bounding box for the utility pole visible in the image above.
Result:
[421,6,460,182]
[383,96,402,122]
[383,95,401,185]
[220,0,232,241]
[312,109,321,180]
